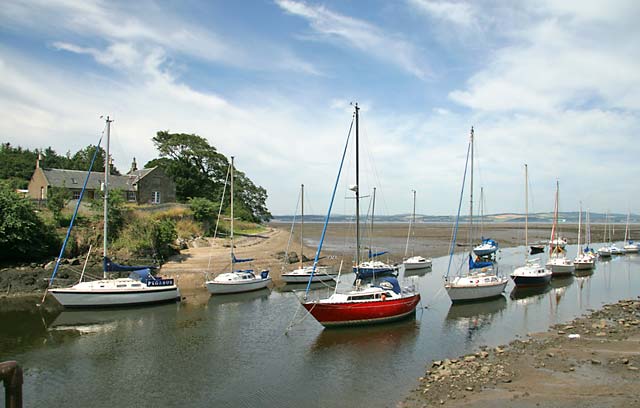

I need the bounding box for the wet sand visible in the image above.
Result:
[400,298,640,408]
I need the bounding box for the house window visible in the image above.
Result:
[72,190,81,200]
[126,191,136,202]
[152,191,161,204]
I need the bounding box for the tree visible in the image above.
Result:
[47,186,71,225]
[90,189,126,240]
[0,185,59,261]
[147,131,272,222]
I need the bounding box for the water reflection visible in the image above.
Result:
[510,285,552,302]
[445,296,507,344]
[311,319,420,352]
[277,281,336,293]
[403,266,432,277]
[207,288,271,307]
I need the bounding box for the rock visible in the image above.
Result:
[557,330,566,335]
[595,332,607,337]
[432,360,443,368]
[464,356,476,362]
[480,351,489,359]
[465,386,474,391]
[628,366,639,371]
[44,261,56,270]
[547,352,555,358]
[591,359,601,365]
[621,358,630,365]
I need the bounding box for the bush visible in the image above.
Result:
[0,185,60,261]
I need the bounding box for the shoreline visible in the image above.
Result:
[400,297,640,408]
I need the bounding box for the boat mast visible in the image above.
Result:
[469,127,474,254]
[370,187,376,258]
[404,190,416,258]
[524,164,528,256]
[230,156,235,272]
[625,211,630,242]
[577,201,583,254]
[479,186,484,239]
[354,104,361,274]
[300,183,304,270]
[549,180,558,256]
[103,116,112,279]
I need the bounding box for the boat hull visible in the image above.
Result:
[445,280,507,302]
[282,273,336,284]
[403,258,432,270]
[510,274,551,287]
[49,286,180,308]
[302,294,421,327]
[206,277,272,294]
[574,261,595,270]
[547,264,575,276]
[472,247,498,257]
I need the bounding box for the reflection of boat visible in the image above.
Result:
[50,303,178,331]
[207,288,271,306]
[311,318,419,352]
[205,157,272,294]
[510,285,552,301]
[301,104,420,327]
[277,281,335,293]
[445,295,507,320]
[550,275,574,289]
[574,268,595,278]
[48,117,180,307]
[403,265,432,277]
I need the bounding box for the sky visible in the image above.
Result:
[1,0,639,216]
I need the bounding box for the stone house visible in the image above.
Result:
[27,158,176,205]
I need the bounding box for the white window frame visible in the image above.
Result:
[152,191,161,204]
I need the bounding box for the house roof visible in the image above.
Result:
[41,168,141,192]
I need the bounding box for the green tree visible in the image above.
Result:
[189,197,219,234]
[151,218,177,260]
[91,189,126,240]
[0,185,59,261]
[47,186,71,224]
[146,131,271,222]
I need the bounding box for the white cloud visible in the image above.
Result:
[276,0,429,80]
[408,0,476,26]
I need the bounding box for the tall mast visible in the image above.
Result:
[404,189,416,258]
[469,127,474,253]
[354,104,361,273]
[230,156,235,271]
[550,180,558,255]
[479,187,484,238]
[103,116,112,278]
[577,201,582,254]
[586,208,591,247]
[625,210,630,242]
[300,183,304,269]
[370,187,376,257]
[524,164,528,254]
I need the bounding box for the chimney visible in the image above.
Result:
[36,152,43,169]
[130,157,138,173]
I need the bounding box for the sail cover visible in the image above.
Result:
[376,277,401,294]
[104,257,157,272]
[469,255,493,270]
[232,254,253,263]
[368,249,388,258]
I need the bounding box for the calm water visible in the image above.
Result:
[2,244,640,408]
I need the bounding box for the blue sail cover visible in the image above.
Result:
[232,254,253,263]
[104,257,157,272]
[480,237,498,247]
[368,249,388,258]
[376,277,401,294]
[469,255,493,270]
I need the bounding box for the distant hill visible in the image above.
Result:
[272,212,638,224]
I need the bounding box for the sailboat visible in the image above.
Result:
[472,187,499,257]
[597,212,612,258]
[510,164,552,287]
[444,127,508,302]
[582,209,597,259]
[301,103,421,327]
[545,180,575,276]
[282,184,336,283]
[48,117,180,307]
[205,157,272,294]
[352,187,399,279]
[623,211,639,253]
[574,202,595,270]
[403,190,432,270]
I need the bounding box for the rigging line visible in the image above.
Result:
[304,116,354,298]
[206,163,231,273]
[46,133,104,290]
[280,188,302,273]
[445,133,472,279]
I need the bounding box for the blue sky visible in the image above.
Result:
[1,0,639,216]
